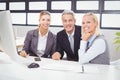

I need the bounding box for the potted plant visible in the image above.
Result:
[113,32,120,53]
[112,32,120,66]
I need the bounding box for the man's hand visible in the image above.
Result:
[52,52,61,60]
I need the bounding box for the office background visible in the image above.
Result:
[0,0,120,61]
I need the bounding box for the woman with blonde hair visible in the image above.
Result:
[78,12,110,64]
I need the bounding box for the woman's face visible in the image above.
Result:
[39,14,50,30]
[82,15,97,34]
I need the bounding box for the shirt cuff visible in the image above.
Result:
[80,40,87,52]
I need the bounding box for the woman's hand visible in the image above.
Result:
[19,50,28,57]
[82,32,93,41]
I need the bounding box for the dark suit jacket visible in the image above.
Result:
[22,28,56,58]
[56,25,81,61]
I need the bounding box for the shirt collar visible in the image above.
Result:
[88,34,96,43]
[67,28,75,37]
[39,30,49,38]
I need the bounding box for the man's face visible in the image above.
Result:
[62,14,76,34]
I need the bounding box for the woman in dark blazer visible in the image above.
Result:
[20,11,56,58]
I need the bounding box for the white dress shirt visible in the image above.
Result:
[37,31,48,56]
[78,34,106,64]
[67,29,75,52]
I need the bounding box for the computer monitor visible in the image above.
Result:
[0,10,32,65]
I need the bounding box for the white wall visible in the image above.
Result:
[101,29,120,61]
[13,26,63,37]
[14,26,120,61]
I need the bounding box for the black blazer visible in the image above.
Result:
[56,25,81,61]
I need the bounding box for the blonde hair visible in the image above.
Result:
[82,12,100,36]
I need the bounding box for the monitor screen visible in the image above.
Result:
[0,10,17,59]
[0,10,32,65]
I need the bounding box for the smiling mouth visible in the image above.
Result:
[66,25,71,28]
[84,27,89,30]
[43,24,49,27]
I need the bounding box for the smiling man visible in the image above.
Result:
[52,10,81,61]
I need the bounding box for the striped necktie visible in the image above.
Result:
[86,41,90,51]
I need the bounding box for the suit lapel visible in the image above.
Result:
[74,28,77,53]
[44,32,52,55]
[33,29,39,53]
[63,31,73,53]
[74,26,81,54]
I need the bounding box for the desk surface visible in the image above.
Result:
[0,57,120,80]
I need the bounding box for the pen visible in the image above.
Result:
[81,65,84,73]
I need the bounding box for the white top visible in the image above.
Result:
[37,31,48,56]
[66,28,75,40]
[66,29,75,52]
[78,35,106,64]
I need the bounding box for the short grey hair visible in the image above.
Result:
[62,10,75,17]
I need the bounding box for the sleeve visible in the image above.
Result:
[56,34,64,59]
[22,31,32,54]
[50,34,57,57]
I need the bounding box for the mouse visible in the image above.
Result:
[28,62,40,68]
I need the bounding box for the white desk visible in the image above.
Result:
[0,56,120,80]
